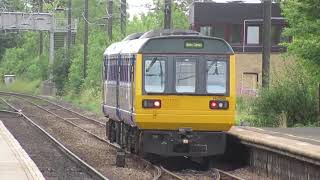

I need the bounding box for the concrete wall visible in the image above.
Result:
[235,53,294,96]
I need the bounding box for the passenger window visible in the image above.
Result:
[120,58,130,83]
[176,58,196,93]
[107,59,117,82]
[206,60,227,94]
[144,57,166,93]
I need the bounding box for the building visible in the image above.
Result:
[189,2,290,96]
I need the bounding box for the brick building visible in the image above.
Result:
[189,1,290,96]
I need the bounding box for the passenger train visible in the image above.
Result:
[102,30,235,157]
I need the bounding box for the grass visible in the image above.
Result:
[0,79,41,95]
[0,79,102,115]
[63,89,102,115]
[236,97,255,126]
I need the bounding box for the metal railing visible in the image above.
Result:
[54,18,77,32]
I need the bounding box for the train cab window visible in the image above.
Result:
[144,57,166,93]
[206,60,227,94]
[175,58,196,93]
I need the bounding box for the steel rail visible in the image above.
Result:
[1,93,165,180]
[0,91,105,126]
[160,166,185,180]
[211,168,221,180]
[152,165,162,180]
[216,168,246,180]
[0,109,18,114]
[0,97,108,180]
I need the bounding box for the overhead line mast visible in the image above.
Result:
[120,0,126,36]
[107,0,113,40]
[67,0,72,52]
[39,0,43,56]
[164,0,172,29]
[262,0,271,88]
[84,0,89,78]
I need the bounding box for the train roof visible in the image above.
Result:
[103,30,234,56]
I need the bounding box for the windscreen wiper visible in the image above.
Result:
[207,61,219,75]
[146,57,158,72]
[177,75,195,83]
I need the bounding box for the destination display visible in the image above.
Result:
[184,40,204,49]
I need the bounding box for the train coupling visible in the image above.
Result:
[178,128,193,144]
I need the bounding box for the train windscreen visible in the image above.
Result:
[206,59,227,94]
[175,58,196,93]
[144,56,166,93]
[143,55,229,95]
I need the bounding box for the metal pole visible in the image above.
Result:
[39,0,43,56]
[262,0,271,88]
[243,20,246,52]
[84,0,89,78]
[164,0,171,29]
[67,0,72,53]
[120,0,126,36]
[107,0,113,40]
[49,31,55,80]
[317,83,320,126]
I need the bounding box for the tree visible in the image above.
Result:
[0,0,24,61]
[281,0,320,66]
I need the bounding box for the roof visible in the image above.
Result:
[103,30,234,56]
[103,36,234,56]
[103,38,149,55]
[190,2,284,25]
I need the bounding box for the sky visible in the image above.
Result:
[127,0,261,19]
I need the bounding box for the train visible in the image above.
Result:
[102,30,235,157]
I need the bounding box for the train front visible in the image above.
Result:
[134,36,236,157]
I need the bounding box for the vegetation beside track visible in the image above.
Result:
[237,0,320,127]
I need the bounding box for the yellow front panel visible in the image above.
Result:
[134,54,236,131]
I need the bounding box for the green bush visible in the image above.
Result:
[250,62,318,127]
[0,32,48,81]
[236,97,255,125]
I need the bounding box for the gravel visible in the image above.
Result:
[0,112,93,180]
[40,96,106,123]
[6,97,155,180]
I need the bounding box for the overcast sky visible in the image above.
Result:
[127,0,261,19]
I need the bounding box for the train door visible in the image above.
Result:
[103,56,119,121]
[116,55,136,126]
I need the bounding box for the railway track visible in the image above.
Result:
[0,91,245,180]
[0,98,107,180]
[0,92,168,179]
[161,165,245,180]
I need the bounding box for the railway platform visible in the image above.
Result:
[228,126,320,179]
[228,126,320,163]
[0,120,45,180]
